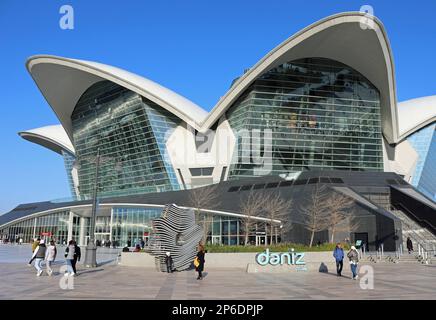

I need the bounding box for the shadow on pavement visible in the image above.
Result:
[322,271,353,280]
[75,268,105,275]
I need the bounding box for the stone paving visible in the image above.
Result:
[1,245,436,299]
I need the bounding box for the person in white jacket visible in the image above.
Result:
[45,240,57,276]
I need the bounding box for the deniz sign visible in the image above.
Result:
[256,248,305,266]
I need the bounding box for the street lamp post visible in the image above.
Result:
[83,148,101,268]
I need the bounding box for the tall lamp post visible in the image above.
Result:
[83,148,101,268]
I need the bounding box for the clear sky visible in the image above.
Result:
[0,0,435,214]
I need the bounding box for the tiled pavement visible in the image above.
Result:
[1,262,435,299]
[1,244,435,299]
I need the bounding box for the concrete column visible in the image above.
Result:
[33,217,37,239]
[67,211,74,243]
[109,208,114,243]
[79,217,86,246]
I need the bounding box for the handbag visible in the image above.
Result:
[193,257,200,268]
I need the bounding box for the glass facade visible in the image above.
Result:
[407,123,436,201]
[111,207,162,247]
[227,57,383,179]
[61,150,77,199]
[0,211,69,244]
[71,80,181,199]
[0,207,272,246]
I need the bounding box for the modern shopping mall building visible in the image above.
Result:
[1,12,435,251]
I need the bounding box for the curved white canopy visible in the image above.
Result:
[397,95,436,140]
[19,124,75,155]
[200,12,399,143]
[26,12,402,145]
[26,55,208,141]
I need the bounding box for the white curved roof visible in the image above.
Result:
[19,124,75,155]
[26,12,402,144]
[397,95,436,140]
[199,12,400,143]
[26,55,208,141]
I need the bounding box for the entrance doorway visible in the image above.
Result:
[255,233,267,246]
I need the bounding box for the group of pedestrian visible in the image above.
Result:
[163,243,206,280]
[28,238,81,277]
[333,243,360,280]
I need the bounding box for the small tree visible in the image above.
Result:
[188,184,221,243]
[325,192,359,243]
[300,184,330,247]
[263,192,292,245]
[240,191,265,246]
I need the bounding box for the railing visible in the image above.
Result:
[390,207,435,248]
[388,204,436,264]
[393,202,436,236]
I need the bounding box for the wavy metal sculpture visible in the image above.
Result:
[145,204,203,272]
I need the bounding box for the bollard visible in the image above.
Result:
[400,244,403,256]
[381,243,384,258]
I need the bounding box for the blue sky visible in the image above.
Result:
[0,0,435,214]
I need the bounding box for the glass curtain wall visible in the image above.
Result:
[0,211,70,244]
[71,80,181,200]
[227,57,383,179]
[111,207,162,247]
[407,123,436,201]
[61,150,77,199]
[0,209,278,247]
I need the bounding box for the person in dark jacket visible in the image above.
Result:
[29,239,47,276]
[165,252,174,273]
[71,240,81,275]
[333,243,344,276]
[195,244,206,280]
[406,237,414,254]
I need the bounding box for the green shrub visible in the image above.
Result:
[205,243,350,253]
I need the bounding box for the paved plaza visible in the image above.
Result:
[1,245,435,299]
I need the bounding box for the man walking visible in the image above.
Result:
[29,239,47,276]
[165,252,174,273]
[406,237,414,254]
[71,240,81,276]
[333,243,344,276]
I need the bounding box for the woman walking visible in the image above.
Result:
[347,246,359,280]
[45,240,57,276]
[195,244,206,280]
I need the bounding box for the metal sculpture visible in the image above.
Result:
[146,204,203,272]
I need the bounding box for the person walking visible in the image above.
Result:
[64,240,76,276]
[406,237,414,254]
[333,243,344,276]
[45,240,57,276]
[195,244,206,280]
[347,246,359,280]
[165,252,174,273]
[71,240,81,276]
[29,239,47,276]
